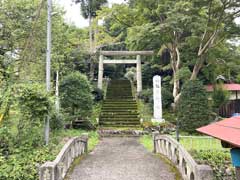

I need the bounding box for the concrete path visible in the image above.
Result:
[66,137,176,180]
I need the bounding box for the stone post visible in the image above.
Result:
[152,75,164,123]
[97,55,104,90]
[136,55,142,94]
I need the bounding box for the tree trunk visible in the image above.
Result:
[55,71,60,114]
[173,72,180,103]
[89,15,95,80]
[94,19,98,52]
[89,55,95,81]
[89,15,93,53]
[170,46,181,104]
[190,55,205,80]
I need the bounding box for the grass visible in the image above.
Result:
[137,100,153,122]
[51,129,99,153]
[91,103,102,125]
[140,135,154,152]
[177,136,224,151]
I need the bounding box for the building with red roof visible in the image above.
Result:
[206,84,240,100]
[197,116,240,148]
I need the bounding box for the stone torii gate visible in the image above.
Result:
[97,51,154,93]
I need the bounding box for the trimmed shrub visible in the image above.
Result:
[59,72,93,120]
[177,80,210,134]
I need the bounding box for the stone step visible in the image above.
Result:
[102,103,137,109]
[101,112,139,116]
[99,124,141,128]
[103,101,136,104]
[100,118,139,123]
[101,110,138,113]
[101,114,138,116]
[104,100,136,102]
[99,79,140,128]
[106,97,134,99]
[102,106,137,109]
[99,121,140,126]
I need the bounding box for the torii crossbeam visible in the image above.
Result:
[97,51,154,93]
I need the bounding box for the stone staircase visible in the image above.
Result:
[99,79,140,128]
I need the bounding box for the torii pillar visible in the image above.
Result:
[97,54,104,90]
[136,55,142,93]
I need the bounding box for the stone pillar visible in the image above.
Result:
[136,55,142,94]
[152,75,164,123]
[97,55,104,90]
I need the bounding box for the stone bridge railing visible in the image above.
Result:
[153,133,213,180]
[39,134,88,180]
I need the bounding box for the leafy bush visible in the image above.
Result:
[59,72,93,120]
[0,126,13,156]
[139,87,173,109]
[177,80,211,133]
[0,147,55,180]
[16,83,52,146]
[0,129,99,180]
[139,88,153,104]
[17,83,51,122]
[162,87,173,109]
[212,84,229,109]
[50,111,64,130]
[192,150,235,180]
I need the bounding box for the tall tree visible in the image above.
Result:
[190,0,240,80]
[74,0,107,79]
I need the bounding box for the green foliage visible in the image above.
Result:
[60,72,93,120]
[175,67,191,83]
[17,83,51,121]
[140,87,173,109]
[90,103,102,125]
[137,99,152,122]
[0,126,13,155]
[75,0,107,19]
[0,130,99,180]
[177,80,210,133]
[162,88,173,109]
[15,83,52,146]
[192,150,235,179]
[50,111,64,130]
[139,89,153,104]
[212,85,229,109]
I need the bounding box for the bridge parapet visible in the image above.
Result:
[39,134,88,180]
[153,133,213,180]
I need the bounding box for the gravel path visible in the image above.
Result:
[66,137,176,180]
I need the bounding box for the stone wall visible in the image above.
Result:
[153,133,213,180]
[39,134,88,180]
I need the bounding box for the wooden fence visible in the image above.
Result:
[219,100,240,118]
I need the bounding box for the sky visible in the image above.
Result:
[55,0,240,29]
[55,0,126,28]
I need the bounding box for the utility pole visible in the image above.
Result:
[45,0,52,145]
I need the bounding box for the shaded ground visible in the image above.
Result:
[66,137,176,180]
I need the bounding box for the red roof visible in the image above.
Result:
[197,116,240,148]
[206,84,240,92]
